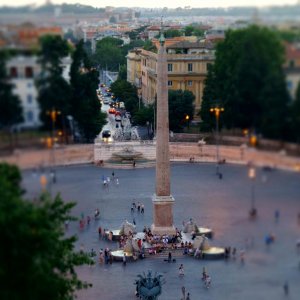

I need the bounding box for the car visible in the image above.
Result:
[102,130,111,138]
[108,108,116,114]
[115,111,121,116]
[103,99,110,105]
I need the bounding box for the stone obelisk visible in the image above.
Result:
[151,30,176,235]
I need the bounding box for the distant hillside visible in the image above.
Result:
[0,3,104,14]
[0,3,300,18]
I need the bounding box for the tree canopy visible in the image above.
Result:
[0,163,92,300]
[70,40,106,141]
[168,90,195,132]
[36,35,71,130]
[201,25,290,140]
[93,37,125,71]
[110,79,139,114]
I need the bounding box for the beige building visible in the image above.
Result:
[127,38,214,115]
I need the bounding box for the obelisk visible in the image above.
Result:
[151,30,176,235]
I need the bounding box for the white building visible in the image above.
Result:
[6,55,71,129]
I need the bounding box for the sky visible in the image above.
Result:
[0,0,298,8]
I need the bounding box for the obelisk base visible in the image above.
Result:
[151,194,176,236]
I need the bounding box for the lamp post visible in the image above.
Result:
[248,166,257,217]
[185,114,190,130]
[146,121,150,139]
[210,106,224,178]
[47,108,61,183]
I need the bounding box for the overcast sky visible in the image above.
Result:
[0,0,297,8]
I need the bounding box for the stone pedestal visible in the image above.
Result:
[151,195,176,235]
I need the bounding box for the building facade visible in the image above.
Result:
[127,39,214,115]
[6,55,71,129]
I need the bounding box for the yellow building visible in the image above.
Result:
[127,39,215,115]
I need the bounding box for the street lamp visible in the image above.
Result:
[46,108,61,183]
[185,114,190,129]
[210,106,224,178]
[248,166,257,218]
[146,121,150,139]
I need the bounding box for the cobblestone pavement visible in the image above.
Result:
[22,163,300,300]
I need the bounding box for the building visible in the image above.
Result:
[284,42,300,99]
[127,38,214,115]
[0,23,63,50]
[6,55,71,129]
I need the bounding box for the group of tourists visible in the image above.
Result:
[131,200,145,214]
[102,172,119,189]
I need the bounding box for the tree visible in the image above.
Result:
[0,163,92,300]
[184,25,204,37]
[168,90,195,132]
[117,64,127,81]
[70,40,106,142]
[93,37,124,71]
[201,25,290,139]
[290,82,300,142]
[36,35,71,130]
[110,79,139,114]
[109,16,117,23]
[132,105,154,126]
[200,64,218,131]
[0,52,23,130]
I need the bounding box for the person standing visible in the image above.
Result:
[186,292,191,300]
[168,252,172,263]
[283,281,289,295]
[179,264,184,276]
[141,204,144,214]
[123,253,126,266]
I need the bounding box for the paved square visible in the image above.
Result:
[22,163,300,300]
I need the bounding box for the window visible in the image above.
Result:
[188,80,193,86]
[168,64,173,72]
[10,67,18,78]
[27,111,34,122]
[168,80,172,86]
[25,67,34,78]
[27,94,33,104]
[188,63,193,72]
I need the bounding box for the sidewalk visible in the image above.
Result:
[1,143,300,172]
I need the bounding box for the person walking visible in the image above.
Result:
[168,252,172,263]
[123,253,126,266]
[186,292,191,300]
[179,264,184,276]
[283,281,289,295]
[141,204,144,214]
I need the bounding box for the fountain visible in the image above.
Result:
[183,218,213,238]
[112,146,143,161]
[193,235,225,259]
[135,270,164,300]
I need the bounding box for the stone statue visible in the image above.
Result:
[193,235,210,250]
[120,220,136,236]
[135,270,164,300]
[124,235,140,254]
[183,218,198,234]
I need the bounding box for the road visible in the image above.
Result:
[22,163,300,300]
